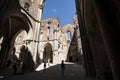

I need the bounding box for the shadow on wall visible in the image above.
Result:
[19,46,35,73]
[36,52,42,68]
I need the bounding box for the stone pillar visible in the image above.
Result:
[75,0,96,77]
[0,37,11,69]
[83,0,113,80]
[39,51,43,60]
[32,0,44,64]
[53,50,58,64]
[92,0,120,80]
[53,29,59,63]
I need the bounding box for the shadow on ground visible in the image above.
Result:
[0,62,95,80]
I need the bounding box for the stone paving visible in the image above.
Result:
[0,62,95,80]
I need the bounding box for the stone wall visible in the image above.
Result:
[39,18,75,64]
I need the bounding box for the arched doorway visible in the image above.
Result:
[43,43,53,63]
[0,12,31,69]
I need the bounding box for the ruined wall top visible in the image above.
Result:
[73,14,78,25]
[41,17,75,33]
[41,17,62,30]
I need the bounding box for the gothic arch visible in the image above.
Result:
[0,11,32,68]
[63,24,75,40]
[43,43,53,63]
[40,42,54,52]
[9,29,27,58]
[39,43,54,63]
[5,11,32,59]
[1,11,32,37]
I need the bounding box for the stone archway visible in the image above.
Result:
[0,12,32,69]
[43,43,53,63]
[11,30,27,59]
[7,29,27,61]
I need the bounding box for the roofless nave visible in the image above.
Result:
[0,0,120,80]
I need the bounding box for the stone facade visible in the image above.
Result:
[38,18,75,64]
[0,0,76,70]
[13,17,75,64]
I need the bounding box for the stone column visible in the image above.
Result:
[53,29,59,64]
[39,51,43,61]
[0,37,11,69]
[32,22,40,64]
[53,50,59,64]
[32,0,44,64]
[83,0,113,80]
[92,0,120,80]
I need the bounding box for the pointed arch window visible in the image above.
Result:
[47,27,50,35]
[67,31,71,40]
[47,22,51,35]
[67,31,71,46]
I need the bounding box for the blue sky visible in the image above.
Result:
[42,0,76,26]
